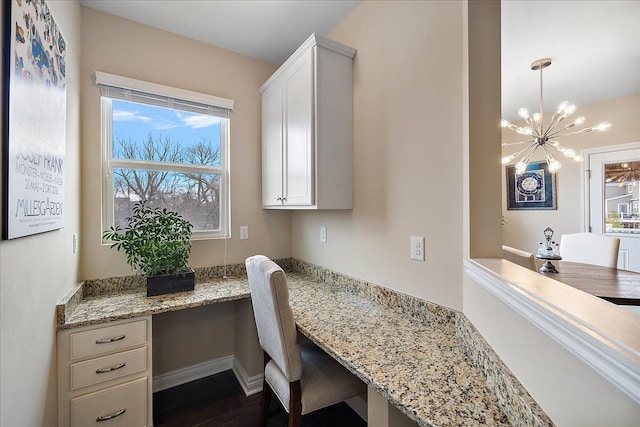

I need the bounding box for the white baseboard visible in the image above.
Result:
[153,355,234,393]
[232,359,264,396]
[346,395,368,421]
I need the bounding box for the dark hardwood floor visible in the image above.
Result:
[153,370,367,427]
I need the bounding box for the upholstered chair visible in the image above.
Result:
[502,245,537,271]
[560,233,620,268]
[245,255,366,427]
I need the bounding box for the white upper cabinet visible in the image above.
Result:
[260,34,356,209]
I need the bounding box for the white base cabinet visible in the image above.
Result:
[260,33,356,209]
[57,316,152,427]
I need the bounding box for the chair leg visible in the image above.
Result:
[259,379,271,427]
[288,380,302,427]
[259,351,272,427]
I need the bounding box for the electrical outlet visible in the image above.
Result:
[411,236,425,261]
[240,226,249,240]
[73,233,79,253]
[320,226,327,243]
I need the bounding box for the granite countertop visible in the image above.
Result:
[57,276,250,330]
[57,261,550,426]
[285,273,507,426]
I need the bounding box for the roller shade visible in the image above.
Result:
[95,71,233,118]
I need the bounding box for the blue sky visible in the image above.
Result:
[112,100,221,154]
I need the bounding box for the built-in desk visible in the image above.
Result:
[56,259,552,427]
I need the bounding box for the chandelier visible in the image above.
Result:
[501,58,611,174]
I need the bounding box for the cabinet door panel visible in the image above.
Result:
[284,48,314,206]
[262,83,284,206]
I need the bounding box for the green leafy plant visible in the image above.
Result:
[103,201,193,277]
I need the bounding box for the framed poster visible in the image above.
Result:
[506,161,557,210]
[2,0,67,239]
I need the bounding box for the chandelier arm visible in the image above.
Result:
[543,115,564,137]
[517,142,541,167]
[543,112,560,136]
[548,127,589,138]
[502,140,535,147]
[508,142,538,160]
[541,144,560,170]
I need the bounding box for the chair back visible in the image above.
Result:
[560,233,620,268]
[502,245,537,271]
[246,255,302,382]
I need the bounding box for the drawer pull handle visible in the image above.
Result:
[96,408,126,422]
[95,335,125,344]
[96,362,126,373]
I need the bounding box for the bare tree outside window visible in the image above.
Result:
[112,135,222,233]
[103,96,229,238]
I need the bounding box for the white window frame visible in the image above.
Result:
[97,72,233,240]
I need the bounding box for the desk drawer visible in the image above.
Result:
[71,377,147,427]
[71,347,147,390]
[70,319,147,360]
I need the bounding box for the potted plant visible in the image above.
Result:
[103,201,195,296]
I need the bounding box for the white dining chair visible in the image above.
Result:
[245,255,366,427]
[559,233,620,268]
[502,245,537,271]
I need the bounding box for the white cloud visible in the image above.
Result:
[180,115,221,129]
[113,110,152,123]
[155,123,178,130]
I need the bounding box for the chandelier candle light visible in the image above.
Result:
[501,58,611,175]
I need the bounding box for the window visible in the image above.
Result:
[97,72,234,239]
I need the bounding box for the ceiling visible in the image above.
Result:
[501,1,640,120]
[81,0,639,120]
[80,0,360,65]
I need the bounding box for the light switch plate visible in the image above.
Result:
[320,226,327,243]
[240,226,249,240]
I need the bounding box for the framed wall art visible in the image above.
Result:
[2,0,67,239]
[506,161,557,210]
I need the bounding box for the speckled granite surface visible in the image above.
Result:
[285,272,508,426]
[56,258,552,427]
[456,315,553,427]
[58,276,250,330]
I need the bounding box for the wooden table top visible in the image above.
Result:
[538,260,640,306]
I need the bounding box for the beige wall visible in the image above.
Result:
[79,5,289,380]
[152,303,235,375]
[292,0,465,310]
[0,2,82,425]
[79,7,289,280]
[502,93,640,252]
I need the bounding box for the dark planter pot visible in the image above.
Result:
[146,268,195,296]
